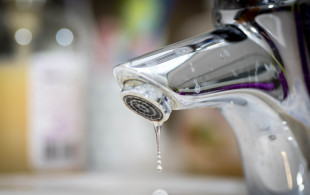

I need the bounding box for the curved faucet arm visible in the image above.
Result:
[113,24,287,109]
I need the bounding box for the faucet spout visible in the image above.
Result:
[113,0,310,194]
[113,24,287,110]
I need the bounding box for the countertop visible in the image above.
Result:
[0,172,247,195]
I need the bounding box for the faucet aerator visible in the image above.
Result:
[120,80,172,123]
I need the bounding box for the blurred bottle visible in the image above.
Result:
[0,0,93,172]
[28,0,92,172]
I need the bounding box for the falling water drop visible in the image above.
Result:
[154,123,163,173]
[156,165,163,172]
[152,189,168,195]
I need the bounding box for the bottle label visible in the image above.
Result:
[28,51,85,170]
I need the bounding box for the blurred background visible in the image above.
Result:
[0,0,243,188]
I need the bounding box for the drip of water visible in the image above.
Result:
[193,79,201,93]
[152,189,168,195]
[153,123,163,173]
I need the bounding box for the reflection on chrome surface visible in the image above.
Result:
[114,0,310,194]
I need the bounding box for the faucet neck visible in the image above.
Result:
[219,94,310,194]
[213,0,297,27]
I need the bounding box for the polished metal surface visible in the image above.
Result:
[113,0,310,194]
[120,80,172,123]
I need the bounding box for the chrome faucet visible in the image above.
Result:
[113,0,310,194]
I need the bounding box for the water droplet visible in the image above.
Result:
[156,165,163,172]
[220,53,225,60]
[193,79,201,93]
[282,121,287,125]
[157,159,162,164]
[269,134,276,141]
[223,49,230,56]
[220,49,230,61]
[232,70,238,77]
[195,85,201,93]
[152,189,168,195]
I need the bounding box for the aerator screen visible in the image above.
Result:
[123,95,163,121]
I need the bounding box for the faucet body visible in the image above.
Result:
[113,0,310,194]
